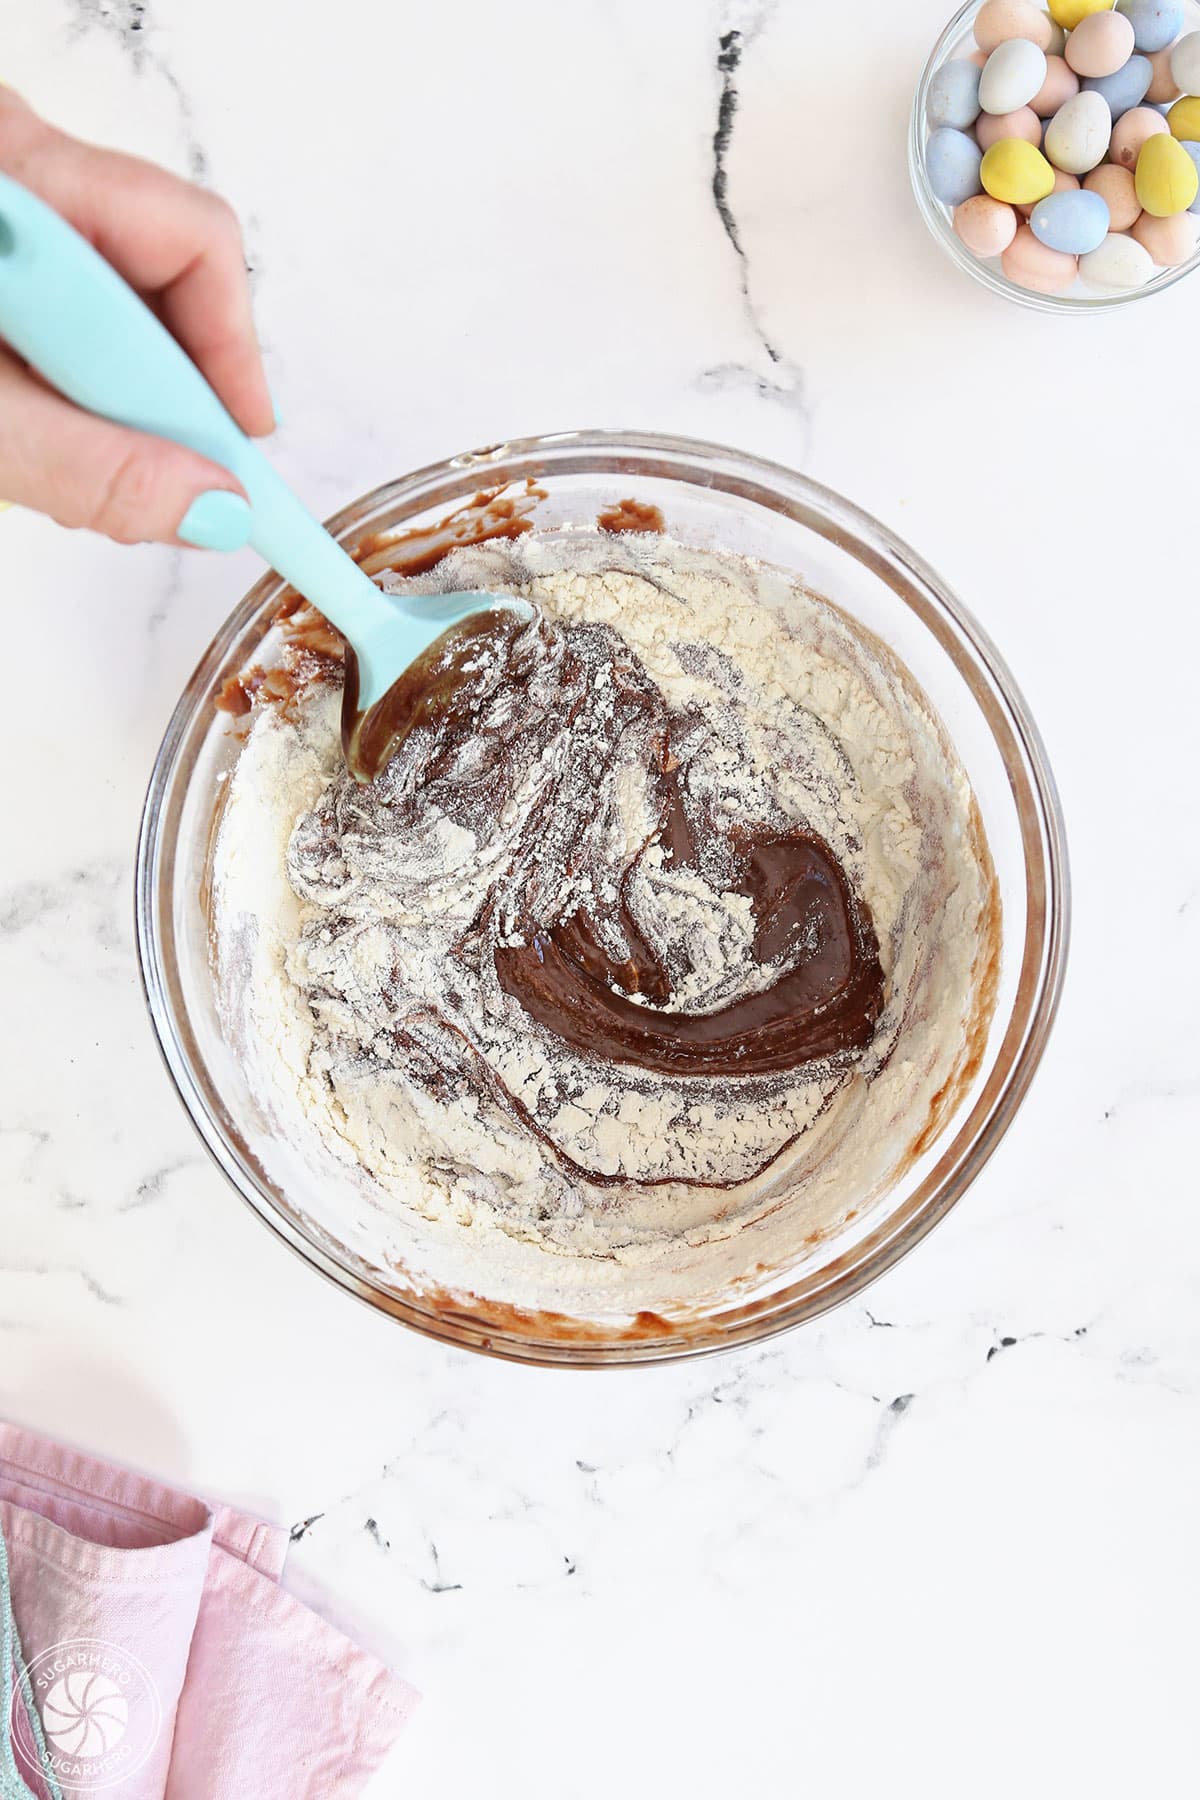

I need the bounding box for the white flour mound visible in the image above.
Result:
[212,532,998,1321]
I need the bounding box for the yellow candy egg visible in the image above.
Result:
[1136,132,1200,216]
[1168,96,1200,141]
[1046,0,1115,28]
[981,137,1058,202]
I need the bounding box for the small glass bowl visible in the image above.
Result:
[136,431,1069,1367]
[911,0,1200,312]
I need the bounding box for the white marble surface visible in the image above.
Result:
[3,0,1199,1793]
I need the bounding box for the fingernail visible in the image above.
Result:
[177,490,252,551]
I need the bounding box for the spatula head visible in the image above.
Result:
[341,590,534,783]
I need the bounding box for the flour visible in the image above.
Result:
[212,531,998,1319]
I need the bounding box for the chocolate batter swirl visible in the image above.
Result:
[500,828,882,1076]
[216,532,999,1302]
[290,607,884,1085]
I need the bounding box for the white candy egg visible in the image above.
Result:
[1170,31,1200,94]
[1079,230,1157,285]
[980,38,1050,112]
[1044,90,1112,171]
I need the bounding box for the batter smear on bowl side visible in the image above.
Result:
[211,525,999,1322]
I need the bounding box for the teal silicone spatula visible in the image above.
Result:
[0,172,527,782]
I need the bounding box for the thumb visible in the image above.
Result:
[0,344,251,548]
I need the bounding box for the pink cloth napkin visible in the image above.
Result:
[1,1422,417,1797]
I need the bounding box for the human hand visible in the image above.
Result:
[0,88,271,549]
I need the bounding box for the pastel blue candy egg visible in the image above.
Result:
[927,59,983,131]
[1082,56,1152,119]
[1178,141,1200,214]
[1115,1,1184,54]
[927,127,984,205]
[1029,186,1112,251]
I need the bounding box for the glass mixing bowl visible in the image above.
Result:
[136,430,1068,1366]
[911,0,1200,312]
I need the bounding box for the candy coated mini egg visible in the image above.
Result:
[982,136,1058,200]
[1032,53,1081,114]
[1029,183,1112,248]
[927,126,986,203]
[1177,139,1200,209]
[978,105,1044,146]
[1170,31,1200,93]
[1002,221,1079,286]
[1048,0,1118,27]
[1019,167,1080,215]
[1131,206,1199,256]
[954,192,1021,252]
[928,59,984,129]
[1079,229,1157,283]
[920,3,1200,296]
[1045,91,1113,169]
[1168,94,1200,135]
[1136,129,1200,209]
[1109,102,1169,162]
[1145,45,1182,102]
[1116,0,1185,53]
[1082,55,1152,114]
[981,39,1049,111]
[1045,17,1069,55]
[1066,11,1136,76]
[975,0,1055,51]
[1084,161,1143,225]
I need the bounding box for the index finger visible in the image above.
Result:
[2,100,274,437]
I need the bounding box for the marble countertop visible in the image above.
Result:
[3,1,1198,1793]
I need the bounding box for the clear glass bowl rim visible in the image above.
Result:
[135,427,1071,1367]
[909,0,1200,314]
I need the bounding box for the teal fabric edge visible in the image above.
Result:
[0,1522,61,1800]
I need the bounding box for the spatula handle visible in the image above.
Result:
[0,172,395,646]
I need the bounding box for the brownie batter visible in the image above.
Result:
[211,526,999,1320]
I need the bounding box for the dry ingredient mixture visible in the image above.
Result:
[212,525,999,1322]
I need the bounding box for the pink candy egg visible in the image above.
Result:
[1002,222,1079,290]
[954,193,1021,254]
[1018,167,1080,216]
[1064,10,1136,78]
[1145,45,1181,104]
[1031,54,1080,117]
[977,105,1045,147]
[1110,105,1170,169]
[975,0,1054,53]
[1131,210,1198,264]
[1083,163,1142,229]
